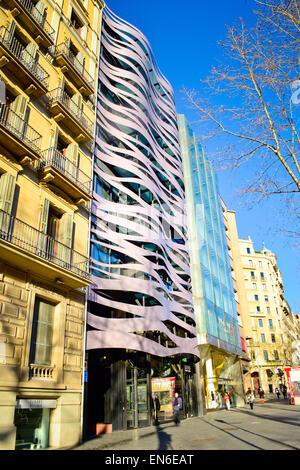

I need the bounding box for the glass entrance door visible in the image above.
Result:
[126,366,150,429]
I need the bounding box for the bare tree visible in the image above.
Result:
[183,0,300,235]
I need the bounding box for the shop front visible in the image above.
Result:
[202,346,245,409]
[14,399,56,450]
[285,366,300,405]
[85,349,199,436]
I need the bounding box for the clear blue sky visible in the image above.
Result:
[106,0,300,313]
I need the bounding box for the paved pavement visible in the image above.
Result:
[73,398,300,451]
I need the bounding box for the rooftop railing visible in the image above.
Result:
[0,26,49,87]
[0,209,90,279]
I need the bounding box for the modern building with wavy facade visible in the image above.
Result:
[85,8,200,433]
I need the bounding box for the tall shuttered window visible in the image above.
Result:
[0,172,16,233]
[29,297,55,365]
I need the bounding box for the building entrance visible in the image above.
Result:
[85,350,199,437]
[126,366,150,429]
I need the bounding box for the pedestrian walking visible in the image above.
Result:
[151,394,160,424]
[282,385,287,399]
[259,389,265,404]
[224,391,231,411]
[172,392,182,426]
[275,387,280,400]
[246,388,254,410]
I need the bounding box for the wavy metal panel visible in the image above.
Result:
[87,8,199,359]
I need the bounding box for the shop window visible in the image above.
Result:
[29,297,56,366]
[14,407,50,450]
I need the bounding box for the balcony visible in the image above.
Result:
[0,104,42,163]
[53,43,94,96]
[29,363,55,380]
[0,209,91,288]
[0,27,49,97]
[47,87,94,142]
[38,147,92,204]
[4,0,55,48]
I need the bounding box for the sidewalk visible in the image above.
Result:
[73,398,300,450]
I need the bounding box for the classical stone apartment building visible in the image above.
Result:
[221,204,252,394]
[0,0,103,450]
[238,238,298,394]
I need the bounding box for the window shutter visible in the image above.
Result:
[59,212,73,247]
[60,75,65,92]
[9,95,28,134]
[23,42,37,66]
[7,21,16,45]
[58,212,73,265]
[39,198,50,233]
[65,143,78,180]
[33,1,46,27]
[38,198,50,254]
[0,173,16,234]
[75,51,85,75]
[70,93,82,116]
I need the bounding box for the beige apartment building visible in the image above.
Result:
[0,0,104,450]
[222,205,252,394]
[238,237,298,395]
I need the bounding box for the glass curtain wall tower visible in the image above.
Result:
[178,115,244,410]
[85,9,199,434]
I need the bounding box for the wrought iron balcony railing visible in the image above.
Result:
[39,147,92,195]
[0,26,49,87]
[17,0,55,42]
[0,209,90,279]
[0,104,42,153]
[47,87,94,135]
[54,43,94,88]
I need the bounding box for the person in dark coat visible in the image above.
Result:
[172,393,182,425]
[275,387,280,400]
[282,385,287,399]
[151,394,160,424]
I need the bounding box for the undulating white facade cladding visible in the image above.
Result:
[86,8,199,359]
